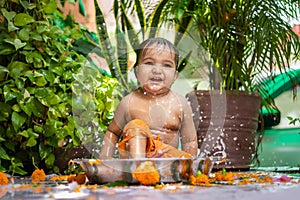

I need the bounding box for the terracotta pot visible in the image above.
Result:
[186,90,262,170]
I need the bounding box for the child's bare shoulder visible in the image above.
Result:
[170,91,189,104]
[117,90,140,106]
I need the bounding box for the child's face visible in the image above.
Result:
[135,46,178,95]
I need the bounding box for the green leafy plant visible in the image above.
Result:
[160,0,300,102]
[0,0,119,174]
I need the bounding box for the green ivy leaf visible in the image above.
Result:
[26,136,37,147]
[0,45,15,55]
[26,51,44,65]
[43,1,57,14]
[49,26,64,35]
[34,125,43,133]
[5,124,15,138]
[12,111,26,132]
[0,66,9,78]
[45,153,55,168]
[7,61,29,79]
[36,22,49,34]
[41,69,55,83]
[15,78,26,90]
[10,166,27,176]
[39,142,51,160]
[13,39,27,50]
[19,130,29,138]
[0,146,10,160]
[70,28,83,39]
[18,28,30,41]
[12,104,21,112]
[3,85,18,102]
[31,32,43,41]
[0,165,6,172]
[30,98,46,118]
[35,88,49,98]
[14,13,34,26]
[4,38,16,45]
[1,8,16,20]
[44,119,63,137]
[54,41,65,53]
[35,76,47,86]
[44,93,62,106]
[8,21,19,32]
[49,65,63,76]
[18,97,32,117]
[19,0,36,10]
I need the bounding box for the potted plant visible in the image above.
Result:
[159,0,300,169]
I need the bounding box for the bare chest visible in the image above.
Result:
[128,95,182,132]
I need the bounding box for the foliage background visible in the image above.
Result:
[0,0,119,174]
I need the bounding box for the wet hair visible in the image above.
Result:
[133,37,179,69]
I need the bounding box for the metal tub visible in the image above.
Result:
[71,157,211,184]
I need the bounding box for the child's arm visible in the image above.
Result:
[99,96,130,159]
[179,97,198,157]
[99,120,122,159]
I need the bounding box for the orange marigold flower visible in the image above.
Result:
[132,161,160,185]
[189,174,210,185]
[0,172,9,185]
[31,169,46,182]
[215,171,234,182]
